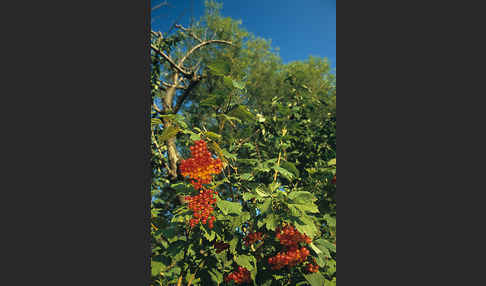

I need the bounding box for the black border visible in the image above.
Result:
[3,0,152,284]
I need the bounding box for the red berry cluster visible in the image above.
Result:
[305,263,319,273]
[332,174,336,184]
[185,188,217,229]
[213,240,230,253]
[179,140,223,190]
[268,246,311,270]
[244,232,264,247]
[268,224,313,270]
[275,224,312,246]
[224,266,251,284]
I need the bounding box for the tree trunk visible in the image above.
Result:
[163,73,180,180]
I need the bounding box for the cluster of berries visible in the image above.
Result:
[305,263,319,273]
[268,246,311,270]
[268,224,313,270]
[213,240,230,253]
[244,232,264,247]
[332,174,336,184]
[179,140,223,190]
[275,224,312,246]
[224,266,251,284]
[181,140,224,229]
[185,188,217,229]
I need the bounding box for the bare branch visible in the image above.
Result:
[151,1,171,11]
[178,40,233,67]
[151,44,191,76]
[161,81,185,89]
[153,103,162,113]
[173,76,203,113]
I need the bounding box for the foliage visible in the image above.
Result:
[151,1,335,285]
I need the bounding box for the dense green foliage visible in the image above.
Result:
[150,2,336,285]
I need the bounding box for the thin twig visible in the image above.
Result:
[152,131,169,171]
[175,24,202,43]
[161,81,186,89]
[176,275,183,286]
[273,150,282,182]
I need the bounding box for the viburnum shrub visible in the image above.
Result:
[224,266,251,284]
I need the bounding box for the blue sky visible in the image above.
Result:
[151,0,336,69]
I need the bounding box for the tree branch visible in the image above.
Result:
[161,81,186,89]
[153,103,162,113]
[152,1,171,11]
[150,44,191,76]
[173,76,202,113]
[178,40,233,67]
[175,24,202,43]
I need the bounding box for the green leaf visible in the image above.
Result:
[288,205,301,217]
[235,254,256,271]
[281,161,300,177]
[273,166,294,180]
[204,131,222,141]
[218,114,242,125]
[289,191,317,204]
[151,260,164,277]
[230,211,251,228]
[229,236,239,254]
[223,76,234,88]
[314,253,326,267]
[256,113,266,122]
[323,214,336,228]
[309,242,322,255]
[158,126,180,142]
[259,199,272,215]
[217,200,242,215]
[325,278,337,286]
[151,118,163,126]
[294,219,319,238]
[221,148,238,160]
[242,192,256,201]
[303,272,326,286]
[232,79,245,90]
[228,105,255,121]
[289,203,319,214]
[314,238,335,255]
[209,268,223,284]
[200,94,220,107]
[268,182,281,192]
[170,182,191,194]
[255,185,270,198]
[203,228,216,241]
[207,61,229,76]
[264,213,278,231]
[167,240,186,261]
[240,173,254,181]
